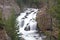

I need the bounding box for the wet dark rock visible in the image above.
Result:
[24,26,30,31]
[27,23,29,25]
[22,18,25,19]
[34,12,36,14]
[26,13,29,15]
[20,20,24,27]
[34,36,36,37]
[25,12,30,17]
[20,37,25,40]
[36,38,38,39]
[25,16,27,18]
[31,10,34,12]
[20,33,23,35]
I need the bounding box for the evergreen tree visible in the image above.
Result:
[55,0,60,40]
[5,9,19,40]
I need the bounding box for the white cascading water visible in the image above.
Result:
[16,8,43,40]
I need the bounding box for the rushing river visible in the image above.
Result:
[16,8,46,40]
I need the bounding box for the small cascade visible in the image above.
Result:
[16,8,44,40]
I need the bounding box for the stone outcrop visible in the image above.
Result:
[0,23,10,40]
[0,0,20,40]
[36,5,48,31]
[36,5,59,39]
[0,0,20,20]
[0,29,10,40]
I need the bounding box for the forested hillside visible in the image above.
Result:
[0,0,60,40]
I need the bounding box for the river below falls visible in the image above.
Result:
[16,8,46,40]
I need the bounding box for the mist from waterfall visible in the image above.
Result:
[16,8,43,40]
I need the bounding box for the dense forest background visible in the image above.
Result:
[0,0,60,40]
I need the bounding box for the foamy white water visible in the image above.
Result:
[16,8,43,40]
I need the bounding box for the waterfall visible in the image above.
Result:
[16,8,43,40]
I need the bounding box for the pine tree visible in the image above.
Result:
[5,9,19,40]
[55,0,60,40]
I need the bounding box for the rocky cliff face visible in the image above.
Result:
[0,29,10,40]
[37,5,48,31]
[0,23,11,40]
[0,0,20,40]
[0,0,20,20]
[36,5,59,40]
